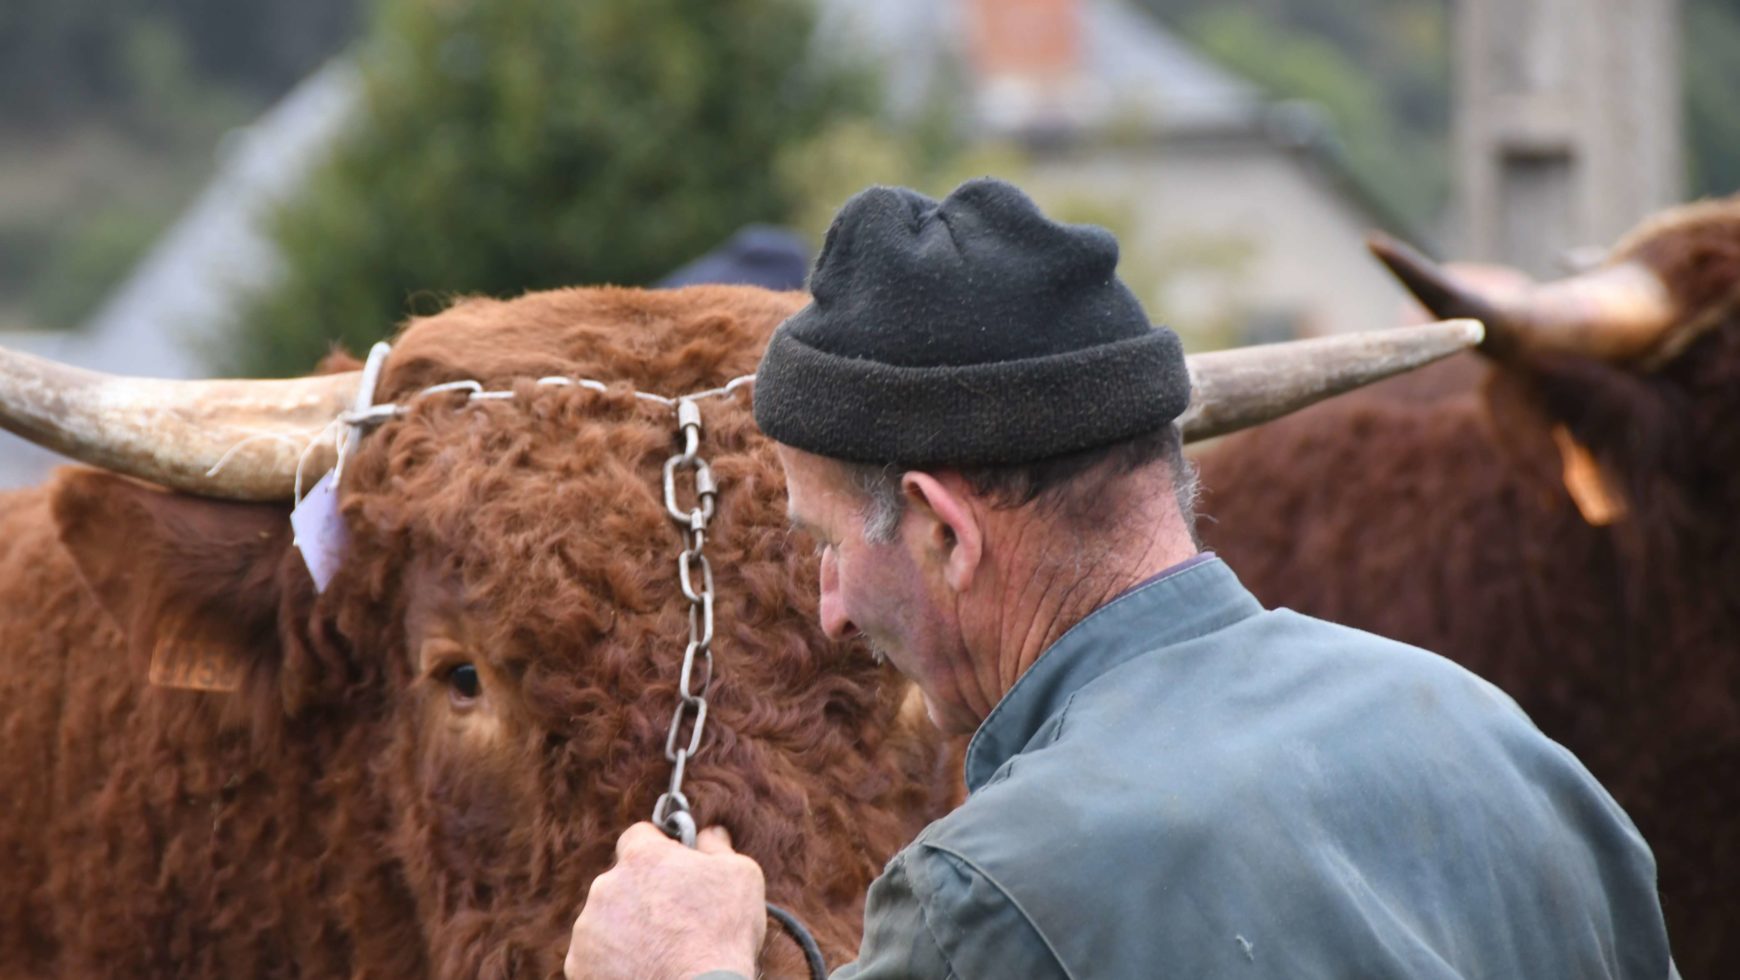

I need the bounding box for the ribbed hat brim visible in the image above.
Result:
[753,321,1191,466]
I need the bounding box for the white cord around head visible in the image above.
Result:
[204,428,319,481]
[292,416,348,504]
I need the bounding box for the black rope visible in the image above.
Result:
[766,902,828,980]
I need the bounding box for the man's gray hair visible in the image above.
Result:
[847,463,909,545]
[842,425,1201,547]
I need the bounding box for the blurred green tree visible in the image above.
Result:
[230,0,884,375]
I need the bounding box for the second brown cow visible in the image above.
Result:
[1199,198,1740,976]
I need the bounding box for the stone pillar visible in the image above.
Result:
[1455,0,1681,274]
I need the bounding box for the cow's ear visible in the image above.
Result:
[1481,370,1572,503]
[51,469,294,693]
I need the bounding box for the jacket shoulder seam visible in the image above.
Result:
[915,842,1077,980]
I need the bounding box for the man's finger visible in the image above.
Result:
[696,825,735,855]
[614,821,669,859]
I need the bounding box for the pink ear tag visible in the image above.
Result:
[291,470,351,593]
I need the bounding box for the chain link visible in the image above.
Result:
[651,397,719,849]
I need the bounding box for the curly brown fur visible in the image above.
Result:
[0,475,420,979]
[1,284,959,978]
[1196,198,1740,975]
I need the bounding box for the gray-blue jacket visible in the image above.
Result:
[735,557,1673,978]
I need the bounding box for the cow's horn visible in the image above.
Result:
[1368,231,1676,363]
[1179,318,1485,442]
[0,344,360,501]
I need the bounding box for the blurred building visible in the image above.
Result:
[818,0,1421,348]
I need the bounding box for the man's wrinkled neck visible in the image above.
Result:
[972,479,1199,705]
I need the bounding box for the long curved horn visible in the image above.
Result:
[1368,232,1676,363]
[1179,319,1484,442]
[0,344,359,501]
[5,319,1481,498]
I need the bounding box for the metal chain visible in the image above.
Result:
[649,399,830,980]
[651,398,718,848]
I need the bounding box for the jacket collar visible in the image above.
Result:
[962,555,1263,791]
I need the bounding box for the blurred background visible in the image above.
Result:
[2,0,1736,485]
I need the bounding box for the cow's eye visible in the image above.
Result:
[447,664,482,702]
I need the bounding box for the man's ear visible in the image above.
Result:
[51,470,297,693]
[899,471,983,593]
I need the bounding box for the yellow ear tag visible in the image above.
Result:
[1551,425,1627,526]
[149,641,246,692]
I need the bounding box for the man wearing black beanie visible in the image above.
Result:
[565,179,1671,979]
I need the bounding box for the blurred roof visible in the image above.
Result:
[815,0,1267,139]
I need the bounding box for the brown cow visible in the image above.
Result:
[1196,197,1740,976]
[0,283,1474,978]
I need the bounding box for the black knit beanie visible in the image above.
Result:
[753,177,1190,466]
